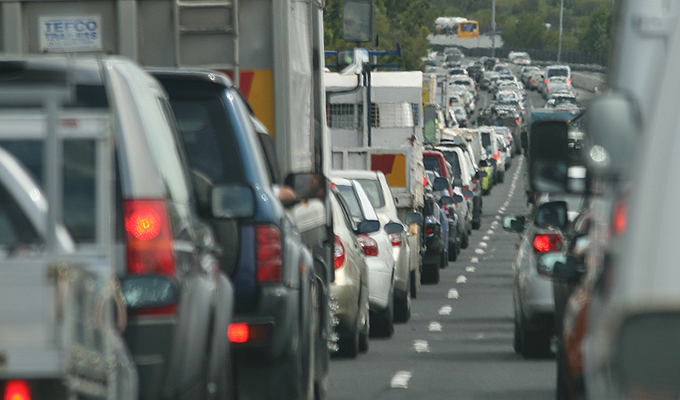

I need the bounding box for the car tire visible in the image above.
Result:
[335,314,360,358]
[513,318,522,354]
[520,314,552,359]
[556,343,569,400]
[393,287,411,323]
[409,269,418,299]
[370,294,394,338]
[421,261,440,284]
[448,241,458,261]
[496,171,505,184]
[460,232,470,249]
[359,300,370,353]
[438,250,448,270]
[471,219,481,230]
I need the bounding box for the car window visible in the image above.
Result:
[0,182,42,255]
[441,150,462,178]
[0,140,96,243]
[355,179,386,209]
[168,96,246,185]
[423,157,441,174]
[335,184,363,223]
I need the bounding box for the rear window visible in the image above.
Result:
[423,157,441,174]
[0,182,42,254]
[355,179,385,209]
[547,67,569,78]
[441,151,462,178]
[0,140,96,243]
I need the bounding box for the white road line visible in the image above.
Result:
[482,236,490,241]
[480,242,488,248]
[414,340,430,353]
[466,266,476,272]
[391,371,413,388]
[456,275,467,283]
[495,215,501,220]
[470,257,479,264]
[448,288,459,299]
[428,321,443,332]
[475,248,485,255]
[486,230,494,235]
[438,305,453,315]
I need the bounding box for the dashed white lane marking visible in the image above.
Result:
[428,321,442,332]
[495,215,501,220]
[391,371,413,388]
[474,333,485,340]
[414,340,430,353]
[499,207,506,212]
[483,236,490,241]
[475,248,485,255]
[466,266,476,272]
[479,242,488,248]
[438,305,453,315]
[470,257,479,264]
[491,220,499,226]
[487,230,494,235]
[456,275,467,283]
[448,288,459,299]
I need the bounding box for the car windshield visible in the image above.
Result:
[335,184,363,223]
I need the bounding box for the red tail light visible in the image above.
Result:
[544,78,548,84]
[256,225,283,283]
[516,119,520,125]
[389,233,402,247]
[334,234,346,269]
[613,199,627,236]
[228,323,249,343]
[358,234,379,257]
[124,199,175,276]
[546,86,549,90]
[533,233,562,253]
[4,380,30,400]
[425,227,435,236]
[462,185,469,191]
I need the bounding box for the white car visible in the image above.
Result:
[331,177,397,338]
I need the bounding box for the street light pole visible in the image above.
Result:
[492,0,496,57]
[557,0,564,62]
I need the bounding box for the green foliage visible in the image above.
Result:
[577,5,612,53]
[501,13,549,49]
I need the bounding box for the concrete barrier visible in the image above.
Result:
[572,71,605,93]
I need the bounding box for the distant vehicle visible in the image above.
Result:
[509,51,532,65]
[457,20,479,39]
[543,65,572,93]
[544,76,573,99]
[545,93,579,109]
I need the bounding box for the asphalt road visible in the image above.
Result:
[326,158,557,400]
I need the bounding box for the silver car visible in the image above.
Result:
[332,170,416,322]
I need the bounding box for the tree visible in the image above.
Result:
[501,13,549,49]
[578,5,612,54]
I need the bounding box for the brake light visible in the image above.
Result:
[546,86,549,90]
[533,233,562,253]
[358,234,379,257]
[516,119,520,125]
[425,227,435,236]
[4,380,30,400]
[334,234,346,269]
[389,233,402,247]
[124,199,175,276]
[462,185,469,191]
[256,225,283,283]
[613,199,627,236]
[228,322,270,345]
[228,323,249,343]
[544,78,548,84]
[423,176,428,186]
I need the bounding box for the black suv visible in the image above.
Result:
[151,69,331,400]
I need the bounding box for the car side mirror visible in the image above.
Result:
[439,196,454,205]
[462,190,473,198]
[477,170,487,178]
[384,221,404,235]
[433,177,450,191]
[534,201,568,230]
[536,253,583,281]
[356,219,380,235]
[212,184,256,218]
[284,172,327,202]
[452,194,464,203]
[405,212,422,225]
[502,215,526,233]
[452,177,463,187]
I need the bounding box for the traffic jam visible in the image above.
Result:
[0,1,675,400]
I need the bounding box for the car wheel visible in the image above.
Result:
[438,250,448,269]
[513,317,522,354]
[421,261,440,284]
[460,232,470,249]
[448,241,458,261]
[359,300,370,353]
[370,294,394,338]
[393,287,411,323]
[409,270,418,299]
[556,342,569,400]
[335,314,359,358]
[520,314,552,359]
[496,171,505,183]
[471,219,481,230]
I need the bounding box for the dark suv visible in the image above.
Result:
[150,69,331,400]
